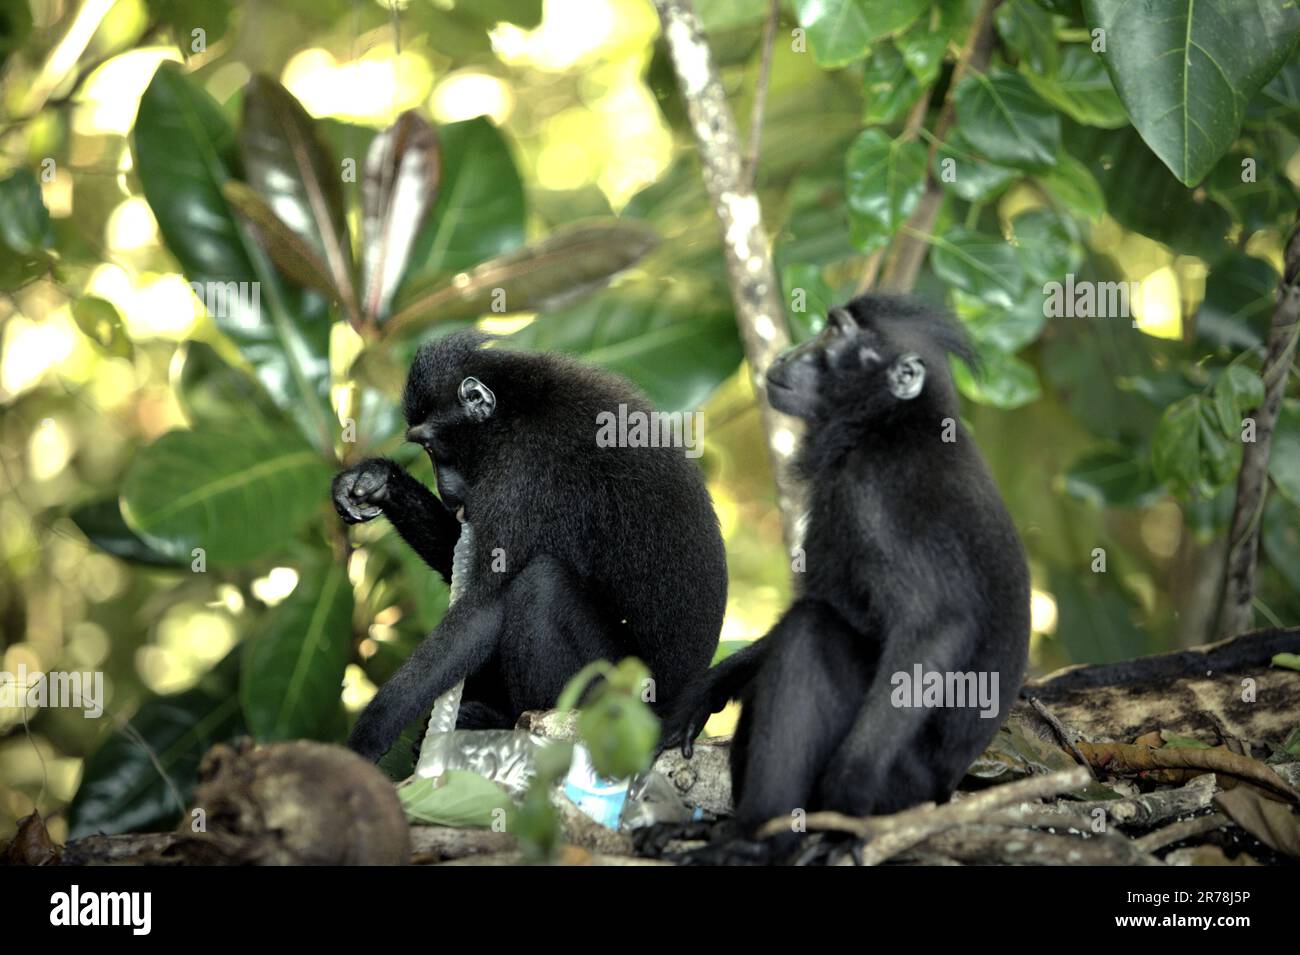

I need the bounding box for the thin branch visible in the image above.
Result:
[742,0,780,191]
[652,0,804,549]
[1217,214,1300,637]
[758,766,1090,865]
[877,0,1002,293]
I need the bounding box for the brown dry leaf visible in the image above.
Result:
[1077,741,1300,802]
[3,810,60,866]
[1214,787,1300,859]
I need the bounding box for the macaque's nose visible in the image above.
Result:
[406,423,435,446]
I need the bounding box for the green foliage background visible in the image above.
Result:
[2,0,1299,841]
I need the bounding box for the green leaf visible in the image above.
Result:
[578,693,660,779]
[861,43,921,125]
[1152,394,1241,498]
[954,68,1061,169]
[1035,152,1105,222]
[1024,45,1128,128]
[896,2,960,86]
[1211,365,1265,436]
[929,227,1026,308]
[996,0,1059,75]
[69,498,186,568]
[121,426,331,564]
[1273,653,1300,673]
[954,292,1046,353]
[1063,446,1163,509]
[509,281,743,413]
[133,63,334,450]
[844,129,928,253]
[172,340,287,431]
[387,220,659,339]
[144,0,231,48]
[72,296,132,359]
[934,135,1018,203]
[402,117,525,293]
[222,180,339,297]
[0,168,53,256]
[239,75,358,320]
[1269,400,1300,507]
[241,559,353,742]
[951,348,1041,409]
[1082,0,1300,185]
[397,770,515,827]
[68,658,244,838]
[1010,208,1080,285]
[792,0,928,67]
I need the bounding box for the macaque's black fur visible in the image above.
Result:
[664,294,1029,861]
[335,331,726,761]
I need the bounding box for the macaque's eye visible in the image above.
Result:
[887,354,925,400]
[458,376,496,422]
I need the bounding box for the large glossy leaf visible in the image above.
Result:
[510,282,743,412]
[239,75,358,320]
[929,228,1026,308]
[361,111,441,324]
[861,43,921,125]
[793,0,928,67]
[133,63,334,450]
[401,117,525,294]
[954,69,1061,169]
[1083,0,1300,185]
[844,129,928,253]
[1152,394,1240,498]
[222,181,338,297]
[121,426,331,564]
[241,558,353,742]
[386,220,659,339]
[1024,45,1128,129]
[996,0,1059,75]
[952,348,1041,409]
[935,134,1019,203]
[67,656,244,838]
[1034,152,1104,221]
[1010,208,1081,285]
[72,296,132,359]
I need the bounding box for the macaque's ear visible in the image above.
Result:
[886,354,925,400]
[458,376,496,421]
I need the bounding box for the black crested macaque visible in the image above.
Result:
[334,330,726,761]
[660,294,1030,864]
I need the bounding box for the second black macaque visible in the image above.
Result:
[659,294,1030,864]
[335,330,726,762]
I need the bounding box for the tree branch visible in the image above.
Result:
[877,0,1001,293]
[1217,214,1300,637]
[652,0,804,549]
